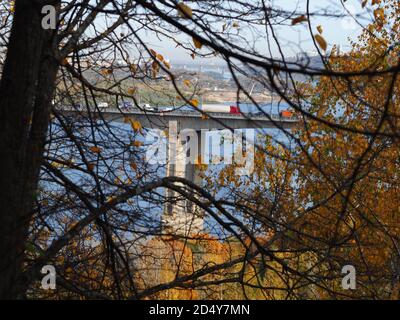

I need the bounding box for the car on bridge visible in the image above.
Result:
[98,102,109,109]
[119,101,133,109]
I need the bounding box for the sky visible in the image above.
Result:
[141,0,370,64]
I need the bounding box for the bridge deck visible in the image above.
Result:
[59,107,299,130]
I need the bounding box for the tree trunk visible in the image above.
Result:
[0,0,59,299]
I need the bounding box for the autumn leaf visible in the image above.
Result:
[127,87,136,95]
[149,48,157,57]
[177,2,192,18]
[164,60,171,69]
[183,79,191,87]
[130,162,137,171]
[106,196,116,204]
[156,53,164,62]
[291,15,308,25]
[132,140,143,148]
[50,161,64,169]
[373,8,385,27]
[317,25,323,34]
[101,68,112,76]
[152,61,159,77]
[61,58,69,66]
[190,99,199,107]
[90,146,102,154]
[314,34,327,51]
[192,36,203,49]
[129,63,137,73]
[128,119,142,133]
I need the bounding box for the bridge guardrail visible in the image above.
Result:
[56,106,299,122]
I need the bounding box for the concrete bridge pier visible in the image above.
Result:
[163,123,208,237]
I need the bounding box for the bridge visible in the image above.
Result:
[60,106,297,130]
[59,106,299,236]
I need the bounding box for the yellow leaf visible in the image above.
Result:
[192,36,203,49]
[129,119,142,133]
[317,25,323,34]
[156,53,164,62]
[314,34,327,51]
[177,2,192,19]
[127,87,136,95]
[164,60,171,69]
[291,15,308,25]
[183,79,191,87]
[50,161,64,169]
[190,99,199,107]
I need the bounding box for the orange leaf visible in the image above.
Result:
[291,15,308,25]
[130,162,137,171]
[190,99,199,107]
[192,36,203,49]
[132,140,143,148]
[129,119,142,133]
[90,146,102,154]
